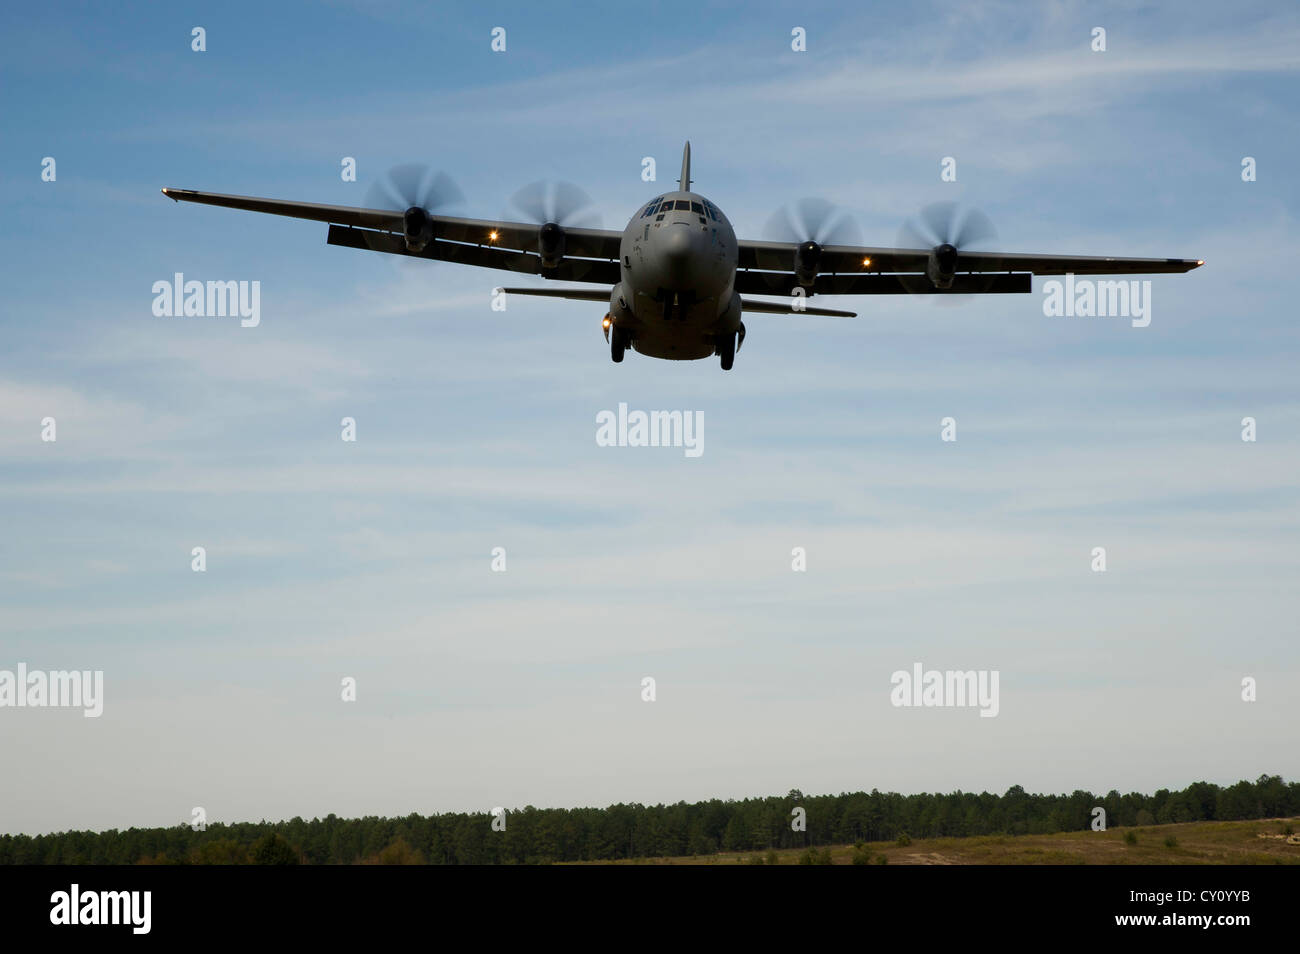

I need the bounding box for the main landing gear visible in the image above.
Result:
[717,330,735,370]
[605,315,631,363]
[716,322,745,371]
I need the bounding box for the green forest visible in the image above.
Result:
[2,774,1293,865]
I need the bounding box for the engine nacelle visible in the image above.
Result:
[927,243,959,289]
[609,283,633,322]
[794,240,822,289]
[538,222,565,268]
[403,207,433,252]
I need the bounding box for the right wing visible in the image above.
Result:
[734,238,1203,296]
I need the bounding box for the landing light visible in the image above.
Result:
[602,316,611,329]
[489,231,499,242]
[862,257,871,267]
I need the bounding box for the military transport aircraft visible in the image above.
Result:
[162,143,1202,370]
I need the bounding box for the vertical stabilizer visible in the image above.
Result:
[677,141,692,192]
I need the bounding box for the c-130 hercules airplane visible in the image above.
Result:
[163,142,1202,371]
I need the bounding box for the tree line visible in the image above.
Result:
[1,774,1293,865]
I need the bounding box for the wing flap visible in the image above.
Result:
[735,271,1032,296]
[955,252,1203,275]
[326,225,620,284]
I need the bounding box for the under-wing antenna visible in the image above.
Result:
[677,141,691,192]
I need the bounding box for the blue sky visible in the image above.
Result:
[1,0,1297,836]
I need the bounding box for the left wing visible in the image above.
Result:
[735,237,1203,296]
[161,188,623,284]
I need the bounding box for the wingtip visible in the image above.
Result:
[161,187,179,202]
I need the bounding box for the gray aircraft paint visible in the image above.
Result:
[161,141,1203,370]
[613,144,742,360]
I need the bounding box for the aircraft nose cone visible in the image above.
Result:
[660,225,692,263]
[657,224,698,287]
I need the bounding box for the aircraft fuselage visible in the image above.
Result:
[612,190,741,360]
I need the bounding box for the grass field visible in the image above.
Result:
[570,817,1300,865]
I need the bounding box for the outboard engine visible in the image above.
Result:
[927,242,959,289]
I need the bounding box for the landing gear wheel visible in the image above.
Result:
[719,331,736,371]
[611,327,627,363]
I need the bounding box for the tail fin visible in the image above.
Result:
[677,141,692,192]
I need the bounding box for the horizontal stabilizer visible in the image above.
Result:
[498,287,613,303]
[740,297,857,318]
